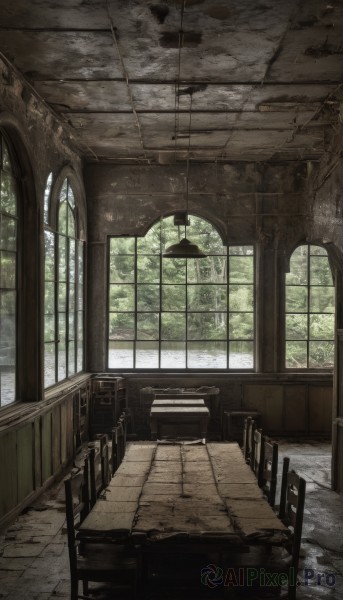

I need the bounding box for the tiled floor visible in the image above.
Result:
[0,440,342,600]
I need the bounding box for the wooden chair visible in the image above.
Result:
[89,435,109,508]
[278,455,290,519]
[232,469,306,598]
[260,437,278,507]
[111,418,126,475]
[242,417,257,465]
[64,458,139,600]
[251,428,264,487]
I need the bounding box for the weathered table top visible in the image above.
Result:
[152,399,205,407]
[150,406,210,417]
[78,441,288,545]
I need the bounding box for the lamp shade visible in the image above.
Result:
[162,237,207,258]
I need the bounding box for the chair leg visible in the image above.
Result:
[82,580,89,596]
[71,578,78,600]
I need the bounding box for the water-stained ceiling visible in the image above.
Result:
[0,0,342,163]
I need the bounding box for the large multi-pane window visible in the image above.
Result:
[44,177,84,387]
[285,244,334,369]
[0,132,18,407]
[108,215,254,369]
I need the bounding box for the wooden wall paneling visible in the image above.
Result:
[66,394,74,459]
[52,405,61,473]
[283,386,307,431]
[61,399,68,465]
[309,386,332,434]
[34,417,42,489]
[0,431,18,519]
[41,412,52,483]
[243,384,283,431]
[17,423,34,503]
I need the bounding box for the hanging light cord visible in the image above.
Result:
[185,92,193,217]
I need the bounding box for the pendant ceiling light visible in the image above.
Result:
[163,91,207,259]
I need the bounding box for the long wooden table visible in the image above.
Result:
[78,441,289,548]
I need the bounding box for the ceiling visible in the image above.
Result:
[0,0,343,164]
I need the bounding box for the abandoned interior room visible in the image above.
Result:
[1,0,343,598]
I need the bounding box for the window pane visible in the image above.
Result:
[44,173,52,225]
[187,255,227,284]
[58,201,67,234]
[44,231,55,280]
[286,246,308,285]
[109,284,135,311]
[1,290,15,314]
[44,344,56,387]
[67,206,75,238]
[59,237,67,281]
[110,237,135,254]
[229,256,254,284]
[0,368,15,406]
[137,285,160,311]
[309,314,334,340]
[229,285,253,312]
[67,184,75,208]
[0,251,16,288]
[0,215,16,251]
[310,256,332,285]
[136,342,159,368]
[309,341,334,368]
[137,313,159,340]
[69,312,75,338]
[109,312,135,339]
[310,286,335,313]
[229,246,254,256]
[68,341,75,375]
[188,312,226,340]
[161,341,186,368]
[188,341,227,368]
[137,224,161,254]
[45,282,55,314]
[188,284,227,311]
[0,315,16,364]
[285,341,307,368]
[109,254,135,283]
[58,283,67,311]
[187,216,224,254]
[162,258,186,284]
[285,286,307,313]
[44,315,55,342]
[229,341,254,368]
[108,341,134,368]
[77,312,84,341]
[77,343,83,373]
[161,312,186,340]
[58,313,66,343]
[229,313,254,340]
[285,314,308,340]
[137,255,160,283]
[0,172,17,216]
[162,285,186,311]
[69,239,75,282]
[58,335,67,381]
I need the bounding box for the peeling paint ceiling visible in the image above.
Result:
[0,0,342,163]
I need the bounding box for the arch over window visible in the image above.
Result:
[0,131,18,406]
[44,175,84,388]
[108,214,255,370]
[285,244,335,369]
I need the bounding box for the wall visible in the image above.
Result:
[0,375,91,531]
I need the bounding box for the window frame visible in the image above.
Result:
[106,215,256,372]
[283,243,335,372]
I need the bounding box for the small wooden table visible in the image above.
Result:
[152,399,205,407]
[150,405,210,440]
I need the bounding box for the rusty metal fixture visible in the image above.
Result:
[162,236,206,258]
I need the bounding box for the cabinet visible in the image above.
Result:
[90,375,127,437]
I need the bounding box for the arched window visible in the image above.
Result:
[108,215,254,369]
[44,176,84,387]
[285,244,334,369]
[0,131,19,407]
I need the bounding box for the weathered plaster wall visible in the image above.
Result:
[85,160,310,373]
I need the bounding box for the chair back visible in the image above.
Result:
[112,417,126,474]
[260,437,278,507]
[89,435,109,507]
[283,470,306,579]
[64,458,90,561]
[251,428,264,486]
[278,456,290,519]
[243,417,257,465]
